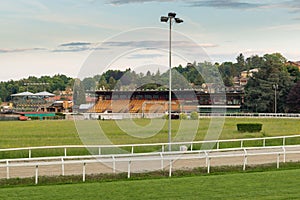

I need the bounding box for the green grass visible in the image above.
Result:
[0,168,300,199]
[0,118,299,158]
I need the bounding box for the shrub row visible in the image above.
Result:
[237,123,263,133]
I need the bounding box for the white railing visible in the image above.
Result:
[1,134,300,158]
[1,145,299,184]
[199,113,300,118]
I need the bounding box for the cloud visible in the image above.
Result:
[54,42,107,52]
[107,0,265,9]
[60,42,92,47]
[188,0,265,9]
[0,48,46,54]
[103,40,218,48]
[107,0,175,5]
[127,53,164,59]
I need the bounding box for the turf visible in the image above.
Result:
[0,118,299,148]
[0,118,299,158]
[0,169,299,199]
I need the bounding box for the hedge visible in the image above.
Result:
[237,123,263,133]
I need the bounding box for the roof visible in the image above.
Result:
[11,91,34,97]
[34,91,55,96]
[79,103,94,109]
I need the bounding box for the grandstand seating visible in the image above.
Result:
[88,99,182,113]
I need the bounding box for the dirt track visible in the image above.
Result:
[1,147,300,179]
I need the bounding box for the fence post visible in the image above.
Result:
[241,140,243,148]
[131,146,134,154]
[243,149,247,171]
[190,143,193,151]
[112,156,116,173]
[61,157,65,176]
[283,137,286,146]
[128,161,131,178]
[207,157,211,174]
[83,162,86,182]
[217,141,219,150]
[162,145,164,153]
[29,149,31,158]
[282,146,286,163]
[98,147,101,155]
[205,151,208,167]
[35,165,39,184]
[169,160,172,177]
[263,138,266,147]
[6,160,9,179]
[160,153,164,171]
[64,148,67,157]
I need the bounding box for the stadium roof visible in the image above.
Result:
[34,91,55,96]
[11,91,55,97]
[11,91,34,97]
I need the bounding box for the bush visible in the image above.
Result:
[237,123,263,133]
[179,113,187,120]
[190,111,199,120]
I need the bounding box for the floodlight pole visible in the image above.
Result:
[273,84,278,113]
[161,12,183,151]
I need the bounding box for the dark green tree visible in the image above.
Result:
[286,80,300,113]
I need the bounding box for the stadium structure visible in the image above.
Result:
[86,88,244,119]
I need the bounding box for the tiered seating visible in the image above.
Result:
[111,100,130,113]
[89,100,111,112]
[143,100,167,113]
[89,99,182,113]
[129,100,144,113]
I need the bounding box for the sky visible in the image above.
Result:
[0,0,299,81]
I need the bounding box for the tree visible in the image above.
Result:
[286,80,300,113]
[245,53,294,113]
[82,77,96,91]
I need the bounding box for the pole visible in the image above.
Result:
[273,84,278,113]
[275,85,277,113]
[168,17,172,152]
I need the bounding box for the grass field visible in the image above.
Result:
[0,118,299,158]
[0,168,299,199]
[0,118,299,147]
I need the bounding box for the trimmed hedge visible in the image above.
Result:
[237,123,263,133]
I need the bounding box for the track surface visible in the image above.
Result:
[1,147,300,179]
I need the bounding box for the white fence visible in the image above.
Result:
[1,145,300,184]
[199,113,300,118]
[1,134,300,159]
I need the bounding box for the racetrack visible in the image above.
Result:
[1,146,300,179]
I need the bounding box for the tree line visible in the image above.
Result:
[1,53,299,113]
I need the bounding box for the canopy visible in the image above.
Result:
[11,91,34,97]
[34,91,55,97]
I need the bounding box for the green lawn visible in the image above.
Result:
[0,118,299,148]
[0,118,299,158]
[0,169,299,199]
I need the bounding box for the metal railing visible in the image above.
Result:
[1,145,299,184]
[0,134,300,159]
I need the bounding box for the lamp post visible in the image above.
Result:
[160,12,183,151]
[273,84,278,113]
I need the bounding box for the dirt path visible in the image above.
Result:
[1,148,300,179]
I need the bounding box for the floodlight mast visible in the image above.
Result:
[160,12,183,151]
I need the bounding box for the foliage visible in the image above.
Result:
[179,113,187,120]
[286,80,300,113]
[244,53,295,113]
[0,74,73,102]
[237,123,263,133]
[190,111,199,120]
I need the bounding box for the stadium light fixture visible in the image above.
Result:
[160,12,184,151]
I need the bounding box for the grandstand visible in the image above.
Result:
[88,90,244,114]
